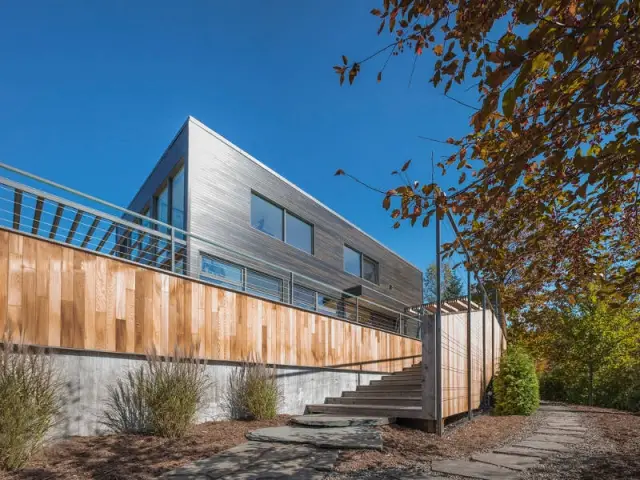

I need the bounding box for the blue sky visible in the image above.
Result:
[0,0,475,273]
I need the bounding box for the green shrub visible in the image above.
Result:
[0,337,62,471]
[494,346,539,416]
[224,354,282,420]
[102,346,211,438]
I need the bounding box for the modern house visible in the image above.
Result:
[122,116,423,333]
[0,116,505,436]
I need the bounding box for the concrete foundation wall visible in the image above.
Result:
[52,351,383,437]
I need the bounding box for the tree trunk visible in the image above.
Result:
[588,363,594,406]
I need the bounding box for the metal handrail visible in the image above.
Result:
[0,163,422,339]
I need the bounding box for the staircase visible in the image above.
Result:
[304,362,423,420]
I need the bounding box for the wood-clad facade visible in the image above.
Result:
[0,230,421,373]
[126,117,423,311]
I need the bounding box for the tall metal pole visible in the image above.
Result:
[467,268,472,421]
[435,206,443,435]
[482,292,486,396]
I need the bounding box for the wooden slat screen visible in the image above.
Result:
[0,230,420,373]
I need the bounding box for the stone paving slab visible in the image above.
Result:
[494,446,556,458]
[291,415,391,427]
[526,434,584,444]
[541,425,587,432]
[536,428,585,436]
[514,440,573,452]
[471,452,541,471]
[431,459,518,479]
[162,442,338,479]
[246,425,383,450]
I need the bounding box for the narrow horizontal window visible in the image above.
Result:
[200,256,243,290]
[293,284,316,310]
[246,269,283,302]
[251,193,283,240]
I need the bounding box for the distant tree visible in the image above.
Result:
[423,262,464,303]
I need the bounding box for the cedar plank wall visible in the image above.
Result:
[441,309,504,418]
[0,230,421,373]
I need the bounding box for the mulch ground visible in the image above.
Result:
[334,413,540,472]
[0,416,291,480]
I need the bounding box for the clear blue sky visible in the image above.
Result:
[0,1,474,273]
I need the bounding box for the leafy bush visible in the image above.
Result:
[224,354,282,420]
[102,346,211,438]
[0,337,62,471]
[494,346,539,416]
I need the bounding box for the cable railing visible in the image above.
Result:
[0,162,423,340]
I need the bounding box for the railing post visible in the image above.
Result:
[467,269,472,421]
[399,314,404,336]
[355,297,359,323]
[170,227,175,272]
[289,272,294,304]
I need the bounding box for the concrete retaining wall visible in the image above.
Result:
[52,350,383,437]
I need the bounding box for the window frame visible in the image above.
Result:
[250,191,314,255]
[343,244,380,285]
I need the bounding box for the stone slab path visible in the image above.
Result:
[245,425,383,450]
[431,404,586,479]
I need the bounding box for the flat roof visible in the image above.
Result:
[187,116,421,271]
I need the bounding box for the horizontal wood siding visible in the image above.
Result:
[0,230,420,373]
[186,119,422,309]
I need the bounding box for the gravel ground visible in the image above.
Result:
[327,411,543,479]
[520,405,640,480]
[0,416,292,480]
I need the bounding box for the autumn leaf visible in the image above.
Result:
[401,159,411,171]
[433,44,443,56]
[334,169,345,176]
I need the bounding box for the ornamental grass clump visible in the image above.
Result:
[0,335,62,471]
[102,346,211,438]
[224,354,282,420]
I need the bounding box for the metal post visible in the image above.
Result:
[482,292,486,396]
[355,297,359,323]
[289,272,294,304]
[467,269,472,421]
[399,314,404,336]
[435,206,443,435]
[170,227,175,272]
[493,290,498,377]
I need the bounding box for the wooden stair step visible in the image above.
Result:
[306,403,423,419]
[326,396,421,406]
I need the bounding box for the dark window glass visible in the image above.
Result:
[317,294,340,317]
[246,270,283,302]
[201,256,243,290]
[285,212,313,254]
[251,194,283,240]
[157,185,169,233]
[343,245,361,276]
[171,167,185,231]
[362,256,379,284]
[293,284,316,310]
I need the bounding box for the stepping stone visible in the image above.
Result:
[527,434,583,444]
[471,452,541,471]
[514,440,572,452]
[162,442,339,479]
[431,459,518,479]
[494,446,555,458]
[543,425,586,432]
[537,428,585,436]
[291,415,391,427]
[246,425,383,450]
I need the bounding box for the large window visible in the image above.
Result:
[171,167,185,230]
[285,212,313,254]
[251,194,283,240]
[250,193,313,254]
[156,185,169,232]
[343,245,379,284]
[201,256,244,290]
[293,284,316,310]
